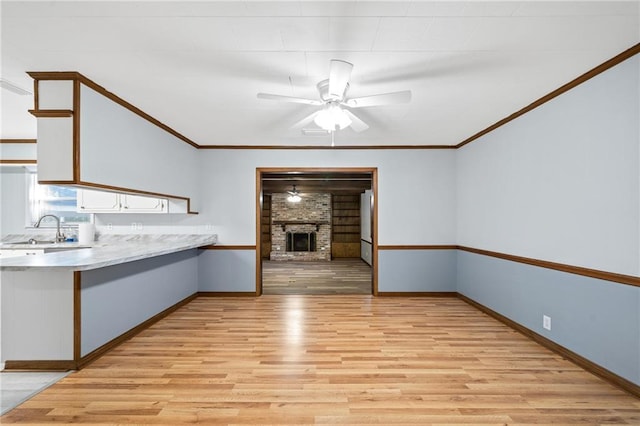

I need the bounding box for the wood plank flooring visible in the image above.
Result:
[262,259,372,295]
[2,296,639,424]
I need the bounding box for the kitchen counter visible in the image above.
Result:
[1,233,220,371]
[0,234,218,271]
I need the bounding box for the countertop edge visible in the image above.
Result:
[72,242,211,271]
[0,235,218,272]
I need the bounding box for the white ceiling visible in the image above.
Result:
[1,1,639,147]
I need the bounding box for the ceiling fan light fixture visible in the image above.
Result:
[258,59,410,134]
[314,103,351,131]
[287,185,302,203]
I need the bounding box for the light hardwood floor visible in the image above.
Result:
[262,259,372,295]
[2,295,639,424]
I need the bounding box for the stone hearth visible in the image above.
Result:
[270,193,331,261]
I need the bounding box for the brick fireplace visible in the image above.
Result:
[270,193,331,261]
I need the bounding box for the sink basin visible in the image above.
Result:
[2,240,56,245]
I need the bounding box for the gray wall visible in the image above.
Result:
[457,55,639,276]
[197,248,459,294]
[198,249,256,292]
[378,249,456,292]
[455,54,640,386]
[457,250,640,385]
[81,250,199,356]
[197,149,457,246]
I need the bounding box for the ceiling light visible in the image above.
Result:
[314,102,351,131]
[287,185,302,203]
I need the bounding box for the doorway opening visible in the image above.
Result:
[256,168,377,296]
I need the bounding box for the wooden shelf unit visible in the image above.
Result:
[331,194,361,258]
[261,194,271,259]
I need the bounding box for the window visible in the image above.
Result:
[27,173,91,227]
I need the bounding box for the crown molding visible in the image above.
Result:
[25,43,640,151]
[456,42,640,149]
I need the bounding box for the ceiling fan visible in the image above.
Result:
[257,59,412,133]
[287,185,302,203]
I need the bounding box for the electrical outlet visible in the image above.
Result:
[543,315,551,331]
[137,222,143,230]
[107,223,113,230]
[131,223,137,230]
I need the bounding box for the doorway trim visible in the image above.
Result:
[255,167,378,296]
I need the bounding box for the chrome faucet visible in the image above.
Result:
[34,214,66,242]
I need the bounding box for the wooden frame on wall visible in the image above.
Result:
[26,72,198,214]
[0,139,37,164]
[255,167,378,296]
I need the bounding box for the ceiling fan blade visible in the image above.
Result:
[257,93,323,106]
[344,90,412,108]
[328,59,353,99]
[291,111,320,129]
[343,110,369,133]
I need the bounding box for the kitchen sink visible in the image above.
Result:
[0,240,92,255]
[0,241,90,256]
[2,240,57,245]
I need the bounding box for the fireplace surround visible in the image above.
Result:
[270,193,331,261]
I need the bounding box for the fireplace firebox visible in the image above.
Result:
[286,232,316,252]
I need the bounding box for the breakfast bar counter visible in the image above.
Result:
[1,234,218,371]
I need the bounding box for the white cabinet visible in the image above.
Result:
[77,189,167,213]
[77,189,120,212]
[121,194,166,213]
